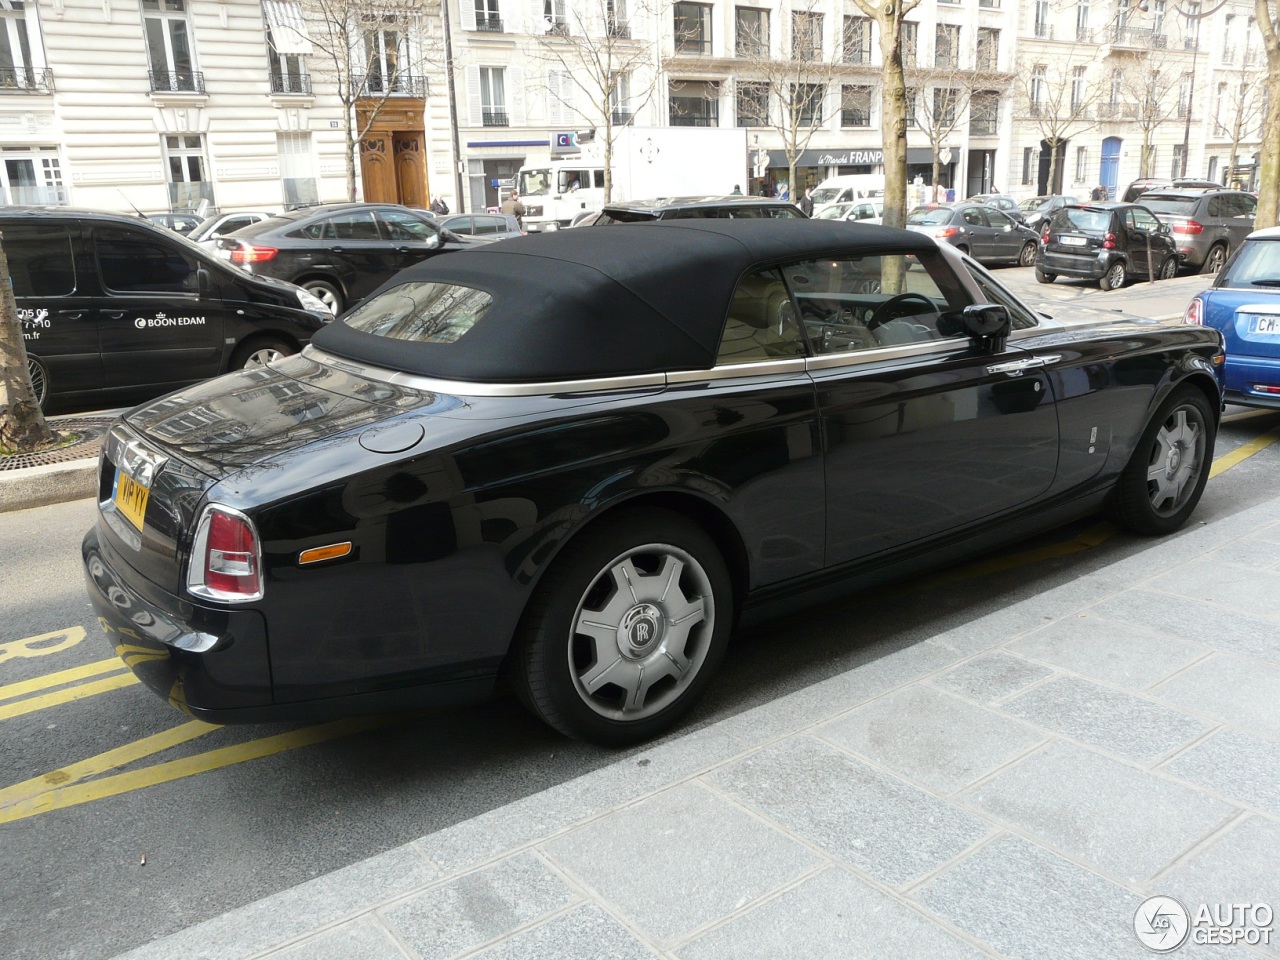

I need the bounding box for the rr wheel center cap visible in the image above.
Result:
[1167,445,1183,475]
[619,603,665,657]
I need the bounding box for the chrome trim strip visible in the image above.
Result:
[667,358,809,383]
[804,338,964,371]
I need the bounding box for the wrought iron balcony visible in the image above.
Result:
[1112,25,1168,48]
[969,117,998,135]
[670,113,717,126]
[607,20,630,38]
[0,66,54,95]
[270,72,312,95]
[476,16,504,31]
[482,108,509,126]
[611,109,633,125]
[841,109,870,127]
[149,70,205,94]
[354,74,427,98]
[547,18,570,37]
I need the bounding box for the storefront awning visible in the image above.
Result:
[263,0,312,56]
[766,147,957,168]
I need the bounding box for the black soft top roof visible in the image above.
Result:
[311,219,934,383]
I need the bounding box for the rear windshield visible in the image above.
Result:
[810,188,842,204]
[1217,239,1280,290]
[907,207,954,225]
[1053,208,1110,233]
[593,208,661,224]
[340,281,493,344]
[1139,196,1199,215]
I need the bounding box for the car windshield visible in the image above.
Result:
[810,188,842,204]
[1056,208,1110,232]
[340,281,494,343]
[518,169,551,197]
[1217,239,1280,290]
[1140,196,1199,215]
[815,204,851,220]
[1020,197,1049,211]
[908,207,953,225]
[593,208,661,224]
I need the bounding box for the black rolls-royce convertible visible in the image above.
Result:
[83,220,1225,746]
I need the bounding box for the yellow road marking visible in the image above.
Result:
[1222,408,1280,423]
[0,719,219,810]
[0,627,86,664]
[0,672,138,721]
[0,715,399,825]
[0,658,128,704]
[1210,427,1280,479]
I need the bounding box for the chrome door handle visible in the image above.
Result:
[987,354,1061,377]
[104,311,126,320]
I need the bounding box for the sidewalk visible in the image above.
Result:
[114,492,1280,960]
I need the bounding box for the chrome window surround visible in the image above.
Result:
[186,503,265,603]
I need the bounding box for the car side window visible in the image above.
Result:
[326,212,379,240]
[445,217,473,236]
[987,209,1013,229]
[716,267,806,365]
[1207,197,1223,218]
[963,207,989,227]
[962,261,1040,331]
[5,224,76,297]
[474,216,500,235]
[1229,194,1257,218]
[1132,208,1160,231]
[96,227,197,295]
[378,210,439,241]
[767,206,804,218]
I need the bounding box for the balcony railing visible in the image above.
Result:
[0,67,54,95]
[607,20,631,38]
[737,38,767,57]
[475,16,504,32]
[1097,101,1139,119]
[611,109,634,125]
[149,70,205,94]
[354,74,427,97]
[670,112,718,126]
[1033,22,1053,39]
[482,108,509,126]
[978,0,1000,7]
[1112,25,1168,47]
[270,72,311,95]
[8,184,68,204]
[675,35,711,55]
[841,109,870,127]
[969,117,998,135]
[547,18,570,36]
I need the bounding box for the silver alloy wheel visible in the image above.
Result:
[568,542,715,721]
[1019,241,1037,266]
[1205,245,1227,274]
[243,346,285,367]
[1160,257,1178,280]
[1146,407,1205,517]
[27,357,46,405]
[306,283,341,314]
[1105,262,1126,289]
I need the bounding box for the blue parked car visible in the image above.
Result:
[1186,226,1280,408]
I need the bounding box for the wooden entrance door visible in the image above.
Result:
[394,134,426,208]
[360,136,396,204]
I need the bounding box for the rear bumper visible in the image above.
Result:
[1224,354,1280,408]
[1038,249,1111,279]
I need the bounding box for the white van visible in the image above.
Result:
[809,174,885,218]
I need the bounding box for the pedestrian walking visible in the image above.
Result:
[799,187,814,216]
[430,195,449,215]
[731,184,743,195]
[1090,184,1104,201]
[500,190,525,228]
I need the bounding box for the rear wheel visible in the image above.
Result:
[303,279,343,315]
[1099,260,1127,291]
[1200,244,1228,275]
[1158,256,1179,280]
[1034,267,1056,284]
[1018,241,1038,267]
[231,337,293,370]
[27,356,48,409]
[512,509,732,746]
[1109,386,1215,536]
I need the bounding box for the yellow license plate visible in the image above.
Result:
[113,470,150,532]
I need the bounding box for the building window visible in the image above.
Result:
[610,70,632,124]
[1222,14,1234,60]
[791,11,822,61]
[1075,0,1090,40]
[1075,145,1088,181]
[1177,73,1190,117]
[163,134,213,211]
[1183,1,1200,49]
[474,0,503,32]
[362,22,411,94]
[1207,155,1218,181]
[791,83,824,125]
[975,28,999,70]
[931,87,960,125]
[735,7,768,57]
[1,146,65,204]
[546,67,574,124]
[0,1,50,93]
[277,132,318,208]
[606,0,629,38]
[843,15,872,64]
[901,21,918,67]
[542,0,568,35]
[934,23,959,68]
[674,3,712,55]
[904,86,917,127]
[1171,144,1185,178]
[1071,66,1086,113]
[264,1,311,96]
[1033,0,1051,38]
[143,0,201,92]
[970,91,998,135]
[1022,146,1033,184]
[670,79,719,125]
[1030,65,1046,116]
[480,66,508,125]
[841,84,871,127]
[736,80,769,125]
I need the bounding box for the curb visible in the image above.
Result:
[0,458,98,513]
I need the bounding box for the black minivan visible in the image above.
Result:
[6,208,330,413]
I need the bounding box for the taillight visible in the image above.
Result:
[1172,220,1204,235]
[230,244,278,265]
[935,226,960,239]
[187,505,263,602]
[1183,297,1203,326]
[1041,223,1051,242]
[1102,232,1117,250]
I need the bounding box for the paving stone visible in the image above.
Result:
[1000,675,1208,763]
[914,833,1152,960]
[470,905,661,960]
[1158,816,1280,957]
[819,685,1044,794]
[1152,653,1280,740]
[1164,730,1280,817]
[1147,560,1280,621]
[542,783,819,946]
[1092,589,1280,664]
[1008,614,1207,690]
[381,853,576,960]
[708,736,991,888]
[678,866,987,960]
[930,651,1053,703]
[1201,537,1280,570]
[958,741,1235,884]
[272,918,409,960]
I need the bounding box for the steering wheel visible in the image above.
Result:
[866,292,937,331]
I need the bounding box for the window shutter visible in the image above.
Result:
[460,0,477,31]
[465,65,482,125]
[509,65,526,125]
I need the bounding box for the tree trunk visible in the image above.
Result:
[931,154,941,196]
[1047,138,1060,196]
[788,159,797,201]
[604,117,614,203]
[345,113,358,202]
[1256,53,1280,228]
[878,15,907,231]
[0,233,55,452]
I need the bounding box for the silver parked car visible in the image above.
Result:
[1138,189,1258,274]
[435,212,524,242]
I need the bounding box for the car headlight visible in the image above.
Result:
[297,288,334,317]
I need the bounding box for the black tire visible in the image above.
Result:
[303,279,343,315]
[1034,267,1056,284]
[1108,386,1215,536]
[231,337,294,370]
[511,509,733,746]
[955,245,970,257]
[1158,256,1178,280]
[1099,260,1127,291]
[1200,244,1228,275]
[1018,241,1038,267]
[27,356,48,409]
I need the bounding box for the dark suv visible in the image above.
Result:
[217,202,474,315]
[1137,189,1257,274]
[1036,203,1179,290]
[578,196,806,225]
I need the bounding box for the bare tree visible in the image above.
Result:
[908,57,1008,195]
[525,0,665,202]
[1216,75,1266,187]
[0,235,55,453]
[1121,56,1186,178]
[290,0,442,201]
[1017,47,1107,194]
[1251,0,1280,226]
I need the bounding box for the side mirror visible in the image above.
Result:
[961,304,1011,339]
[425,233,441,249]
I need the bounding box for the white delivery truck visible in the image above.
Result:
[809,174,886,218]
[516,127,749,232]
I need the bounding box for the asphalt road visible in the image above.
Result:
[2,267,1277,960]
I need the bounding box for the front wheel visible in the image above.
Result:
[1018,241,1038,267]
[1157,256,1178,280]
[231,337,293,370]
[303,279,343,315]
[512,510,732,746]
[1099,260,1127,291]
[1108,386,1215,536]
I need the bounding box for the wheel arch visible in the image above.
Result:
[225,331,302,372]
[293,272,349,300]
